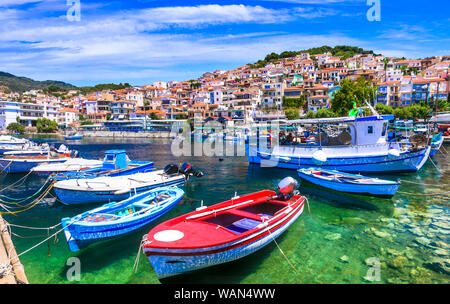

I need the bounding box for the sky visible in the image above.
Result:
[0,0,449,86]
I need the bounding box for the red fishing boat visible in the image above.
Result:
[143,177,305,278]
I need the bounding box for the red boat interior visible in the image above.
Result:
[146,191,303,250]
[199,199,290,235]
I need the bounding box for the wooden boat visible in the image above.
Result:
[0,152,73,174]
[54,163,202,205]
[64,133,82,140]
[143,177,305,279]
[61,187,184,252]
[297,168,400,198]
[31,158,103,175]
[430,133,443,157]
[50,150,153,180]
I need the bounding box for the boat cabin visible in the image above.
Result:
[286,115,394,147]
[102,150,129,170]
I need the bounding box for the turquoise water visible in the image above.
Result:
[1,137,449,284]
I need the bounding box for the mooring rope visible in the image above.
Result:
[0,181,56,215]
[0,161,13,175]
[428,156,442,173]
[397,190,450,197]
[133,236,147,273]
[15,220,76,258]
[267,228,301,277]
[0,171,34,194]
[6,222,61,231]
[400,180,449,187]
[0,178,53,203]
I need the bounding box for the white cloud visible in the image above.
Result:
[0,0,43,7]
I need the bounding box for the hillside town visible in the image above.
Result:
[1,50,449,133]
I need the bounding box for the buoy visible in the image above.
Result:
[312,150,327,164]
[388,149,400,158]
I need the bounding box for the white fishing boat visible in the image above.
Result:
[31,157,103,175]
[3,143,73,157]
[0,135,28,145]
[53,163,203,205]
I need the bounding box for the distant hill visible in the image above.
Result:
[0,71,77,92]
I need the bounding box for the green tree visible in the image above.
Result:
[285,108,300,120]
[315,109,336,118]
[36,118,59,133]
[282,95,305,108]
[375,103,394,114]
[305,110,316,119]
[150,113,160,120]
[331,78,377,116]
[7,122,25,134]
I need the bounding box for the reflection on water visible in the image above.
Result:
[1,137,449,284]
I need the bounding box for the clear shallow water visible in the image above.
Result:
[1,137,449,284]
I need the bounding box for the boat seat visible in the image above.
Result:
[267,199,289,206]
[226,209,263,222]
[83,213,118,222]
[225,218,261,234]
[133,202,156,208]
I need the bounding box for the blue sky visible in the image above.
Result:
[0,0,449,86]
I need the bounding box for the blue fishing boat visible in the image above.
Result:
[247,114,431,173]
[64,135,82,140]
[297,168,400,198]
[51,150,153,180]
[61,187,184,252]
[430,133,443,157]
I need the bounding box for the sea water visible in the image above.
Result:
[0,137,448,284]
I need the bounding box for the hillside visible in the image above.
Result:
[0,71,77,92]
[249,45,378,68]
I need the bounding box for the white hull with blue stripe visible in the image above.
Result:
[54,170,186,205]
[247,144,431,173]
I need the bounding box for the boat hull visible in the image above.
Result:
[297,170,399,198]
[0,158,69,173]
[54,177,185,205]
[51,161,154,181]
[247,144,431,173]
[430,134,443,157]
[61,188,184,252]
[145,201,303,279]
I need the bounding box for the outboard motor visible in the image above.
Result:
[179,162,193,176]
[193,170,204,178]
[277,177,299,201]
[164,164,179,176]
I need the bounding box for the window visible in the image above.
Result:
[368,126,374,134]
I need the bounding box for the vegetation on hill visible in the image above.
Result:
[0,71,76,92]
[79,83,132,94]
[248,46,377,68]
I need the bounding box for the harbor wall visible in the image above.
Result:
[79,131,175,138]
